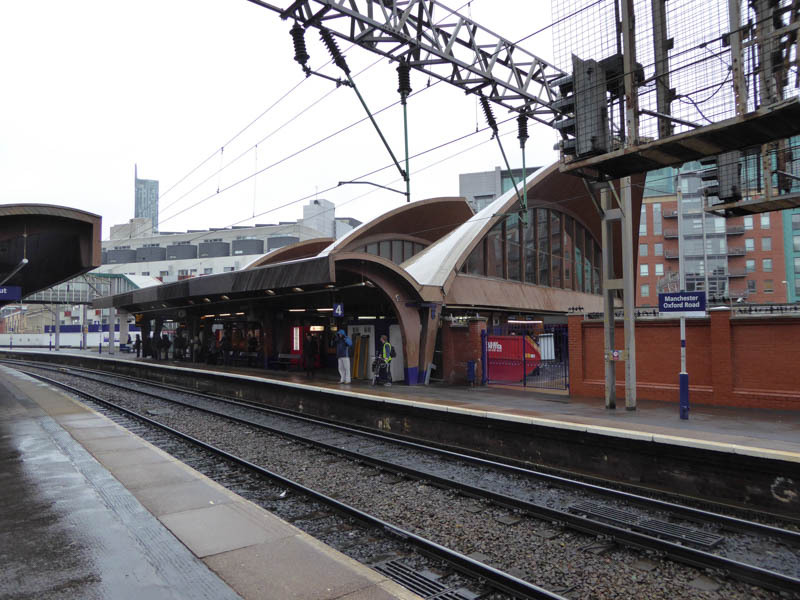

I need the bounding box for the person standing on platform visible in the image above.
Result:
[333,329,352,384]
[133,334,141,358]
[303,333,318,378]
[378,334,394,386]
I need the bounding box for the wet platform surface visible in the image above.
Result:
[0,364,422,600]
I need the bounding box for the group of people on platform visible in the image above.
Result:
[133,329,262,367]
[131,325,395,385]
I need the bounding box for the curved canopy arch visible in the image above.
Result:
[0,204,101,304]
[319,197,473,257]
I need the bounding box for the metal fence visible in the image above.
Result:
[483,325,569,390]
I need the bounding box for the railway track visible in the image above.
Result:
[6,360,800,599]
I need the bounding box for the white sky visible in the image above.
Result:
[0,0,560,239]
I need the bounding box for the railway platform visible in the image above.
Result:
[2,348,798,516]
[12,347,799,458]
[0,364,422,600]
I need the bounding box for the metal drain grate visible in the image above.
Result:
[569,501,724,549]
[569,501,639,527]
[373,559,478,600]
[637,519,723,548]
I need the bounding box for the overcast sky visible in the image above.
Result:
[0,1,560,239]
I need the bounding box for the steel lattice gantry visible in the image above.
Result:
[250,0,568,125]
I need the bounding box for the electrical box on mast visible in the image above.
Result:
[554,56,610,159]
[700,151,742,205]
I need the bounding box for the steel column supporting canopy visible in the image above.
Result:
[250,0,568,124]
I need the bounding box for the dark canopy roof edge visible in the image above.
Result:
[94,255,334,311]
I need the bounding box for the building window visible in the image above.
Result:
[463,239,485,276]
[640,264,649,276]
[639,205,647,236]
[760,213,770,229]
[392,240,403,264]
[746,259,755,273]
[764,279,774,293]
[652,203,662,235]
[654,242,663,256]
[486,221,504,279]
[744,215,753,230]
[747,279,756,292]
[141,271,150,276]
[763,258,773,272]
[792,213,800,229]
[794,257,800,274]
[745,238,754,252]
[563,216,574,290]
[537,208,550,286]
[641,284,650,297]
[655,263,664,276]
[761,237,771,251]
[204,268,213,275]
[178,269,189,276]
[794,233,800,252]
[507,215,521,281]
[639,243,648,257]
[159,270,169,277]
[223,267,235,272]
[551,212,562,287]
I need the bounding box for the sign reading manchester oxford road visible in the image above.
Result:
[658,291,706,317]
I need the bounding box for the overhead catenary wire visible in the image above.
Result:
[137,0,761,244]
[154,0,477,227]
[154,114,525,248]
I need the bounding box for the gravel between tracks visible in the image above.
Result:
[24,367,795,600]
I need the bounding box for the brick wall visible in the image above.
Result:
[441,319,486,384]
[568,310,800,409]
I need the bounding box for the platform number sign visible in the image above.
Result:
[333,303,344,318]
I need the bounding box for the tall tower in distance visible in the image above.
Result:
[134,164,159,233]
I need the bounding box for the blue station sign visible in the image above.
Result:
[0,286,22,301]
[658,291,706,317]
[332,303,344,317]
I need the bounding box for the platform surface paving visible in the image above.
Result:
[0,365,422,600]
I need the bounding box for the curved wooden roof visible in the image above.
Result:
[244,238,336,270]
[320,197,473,256]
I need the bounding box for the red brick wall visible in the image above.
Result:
[569,310,800,409]
[442,319,486,384]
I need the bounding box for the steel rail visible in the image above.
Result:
[8,358,799,541]
[10,361,800,596]
[21,369,565,600]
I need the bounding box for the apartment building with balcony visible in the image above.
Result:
[636,165,788,306]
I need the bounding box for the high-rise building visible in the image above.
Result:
[783,208,800,302]
[637,165,789,305]
[134,165,159,233]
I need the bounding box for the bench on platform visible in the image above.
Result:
[269,353,300,369]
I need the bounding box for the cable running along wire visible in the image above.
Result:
[154,0,477,231]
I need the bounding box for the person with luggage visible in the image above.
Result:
[376,334,395,386]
